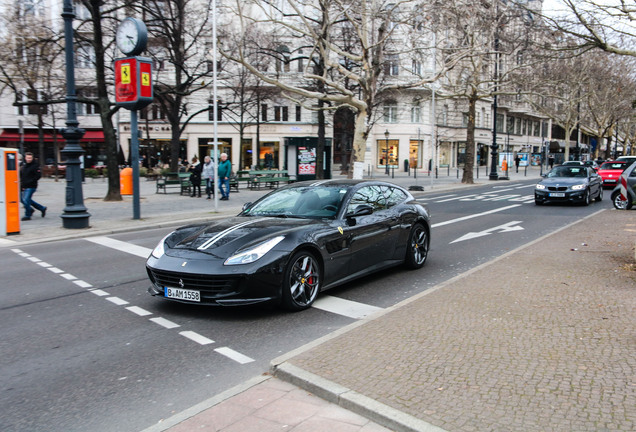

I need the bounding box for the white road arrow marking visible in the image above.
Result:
[450,221,524,244]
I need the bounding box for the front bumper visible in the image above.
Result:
[534,189,587,204]
[146,251,287,306]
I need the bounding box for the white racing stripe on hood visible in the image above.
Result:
[309,180,332,187]
[197,218,271,250]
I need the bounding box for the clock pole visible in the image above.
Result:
[60,0,90,229]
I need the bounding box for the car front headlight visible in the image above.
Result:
[224,236,285,265]
[571,184,586,190]
[151,232,173,259]
[535,184,546,190]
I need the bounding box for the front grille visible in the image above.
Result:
[547,186,568,191]
[148,268,239,296]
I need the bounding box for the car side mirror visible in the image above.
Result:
[346,204,373,219]
[242,202,252,212]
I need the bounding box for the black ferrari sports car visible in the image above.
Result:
[146,180,431,311]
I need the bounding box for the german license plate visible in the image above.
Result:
[549,193,565,197]
[165,287,200,302]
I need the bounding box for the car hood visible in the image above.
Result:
[539,177,589,186]
[165,216,325,258]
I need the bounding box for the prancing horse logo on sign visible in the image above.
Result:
[179,279,185,288]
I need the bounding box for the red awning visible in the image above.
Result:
[0,130,104,143]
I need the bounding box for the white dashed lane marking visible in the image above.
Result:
[9,248,254,364]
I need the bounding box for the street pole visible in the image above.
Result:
[212,0,219,211]
[60,0,90,229]
[384,129,390,175]
[489,4,500,181]
[131,111,140,219]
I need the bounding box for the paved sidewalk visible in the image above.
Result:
[8,166,633,431]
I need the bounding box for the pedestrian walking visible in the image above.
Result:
[201,155,214,199]
[188,156,202,197]
[514,155,521,173]
[20,152,47,221]
[218,153,232,200]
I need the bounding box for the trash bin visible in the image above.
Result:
[120,167,133,195]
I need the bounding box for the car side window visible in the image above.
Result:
[347,186,386,213]
[385,187,407,208]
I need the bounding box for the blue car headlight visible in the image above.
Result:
[571,184,586,190]
[536,184,546,190]
[224,236,285,265]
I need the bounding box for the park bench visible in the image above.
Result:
[249,170,292,190]
[156,172,184,194]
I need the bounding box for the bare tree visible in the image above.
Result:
[139,0,216,172]
[581,52,636,159]
[0,3,65,169]
[538,0,636,57]
[219,0,461,177]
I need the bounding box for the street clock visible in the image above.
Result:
[116,17,148,56]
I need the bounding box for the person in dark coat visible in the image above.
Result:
[188,156,202,197]
[20,152,47,221]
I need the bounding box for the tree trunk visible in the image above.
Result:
[462,95,476,184]
[348,108,368,179]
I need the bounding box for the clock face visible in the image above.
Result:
[116,18,147,56]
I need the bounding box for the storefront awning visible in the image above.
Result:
[0,129,104,143]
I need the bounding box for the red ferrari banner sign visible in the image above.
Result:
[115,57,153,110]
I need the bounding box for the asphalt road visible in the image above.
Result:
[0,179,612,432]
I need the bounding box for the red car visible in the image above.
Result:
[598,161,628,188]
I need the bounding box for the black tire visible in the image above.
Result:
[405,223,429,269]
[534,199,543,206]
[281,251,321,311]
[612,191,629,210]
[581,189,590,206]
[595,187,603,202]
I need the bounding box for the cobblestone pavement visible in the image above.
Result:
[277,209,635,432]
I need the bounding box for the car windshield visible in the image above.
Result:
[600,162,626,170]
[548,167,588,178]
[242,185,348,219]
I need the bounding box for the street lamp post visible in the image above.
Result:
[60,0,90,228]
[384,129,390,175]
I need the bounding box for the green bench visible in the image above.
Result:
[156,173,186,194]
[248,170,292,190]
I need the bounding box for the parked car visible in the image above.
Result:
[535,165,603,206]
[611,162,636,210]
[616,156,636,168]
[583,160,600,172]
[561,161,584,167]
[598,161,628,188]
[146,180,431,311]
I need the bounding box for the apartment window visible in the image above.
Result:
[475,111,480,127]
[385,54,399,76]
[207,99,222,121]
[384,102,398,123]
[462,113,469,127]
[534,121,541,137]
[261,104,268,122]
[21,89,48,115]
[77,88,97,115]
[515,118,521,134]
[506,116,514,134]
[411,60,422,76]
[274,106,288,122]
[295,105,301,122]
[496,113,504,133]
[481,108,486,127]
[20,0,44,17]
[141,102,167,121]
[441,105,448,126]
[522,119,527,136]
[297,50,304,72]
[76,44,95,69]
[411,105,421,123]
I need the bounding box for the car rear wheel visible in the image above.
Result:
[405,223,429,269]
[282,251,321,311]
[595,187,603,202]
